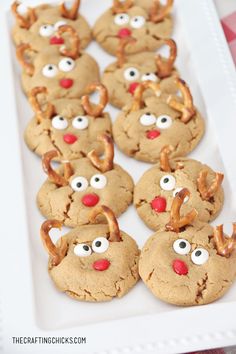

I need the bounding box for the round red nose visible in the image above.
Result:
[151,196,166,213]
[172,259,188,276]
[60,78,74,89]
[93,259,110,271]
[50,36,64,45]
[129,82,140,95]
[63,134,78,144]
[146,130,161,140]
[82,193,99,207]
[118,28,132,38]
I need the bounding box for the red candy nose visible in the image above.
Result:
[82,193,99,207]
[173,259,188,275]
[151,196,166,213]
[118,28,132,38]
[63,134,77,144]
[50,36,64,45]
[129,82,140,95]
[93,259,110,271]
[60,78,74,89]
[146,130,161,140]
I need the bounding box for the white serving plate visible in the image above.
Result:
[1,0,236,353]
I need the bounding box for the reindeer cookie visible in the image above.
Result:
[11,0,91,51]
[102,38,178,109]
[41,206,139,302]
[93,0,173,56]
[16,25,99,99]
[139,189,236,306]
[134,146,224,230]
[113,80,205,163]
[37,135,134,227]
[24,84,112,160]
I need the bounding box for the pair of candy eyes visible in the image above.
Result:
[74,237,109,257]
[160,175,189,202]
[124,67,158,83]
[173,239,209,265]
[52,115,88,130]
[71,175,107,191]
[39,21,67,37]
[42,57,75,77]
[114,13,146,29]
[140,113,172,129]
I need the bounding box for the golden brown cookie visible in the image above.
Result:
[41,206,139,302]
[139,189,236,306]
[11,0,91,51]
[37,135,134,227]
[134,146,224,230]
[93,0,173,56]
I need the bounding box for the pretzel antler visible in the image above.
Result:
[42,150,73,187]
[213,224,236,257]
[116,37,136,68]
[166,188,198,232]
[197,170,224,201]
[160,145,174,172]
[57,25,80,60]
[88,134,114,173]
[149,0,173,23]
[29,87,54,122]
[112,0,133,14]
[11,1,37,29]
[60,0,80,20]
[40,220,68,266]
[81,83,108,118]
[131,81,161,111]
[16,43,35,76]
[90,205,121,242]
[156,39,177,79]
[167,79,196,123]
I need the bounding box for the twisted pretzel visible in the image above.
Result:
[40,220,68,266]
[60,0,80,20]
[167,79,196,123]
[156,39,177,79]
[166,188,198,232]
[116,37,136,68]
[213,224,236,258]
[149,0,173,23]
[131,81,161,111]
[197,170,224,201]
[112,0,133,14]
[42,150,73,187]
[29,87,54,122]
[160,145,174,172]
[88,134,114,173]
[81,83,108,118]
[16,43,35,76]
[90,206,121,242]
[11,1,37,29]
[57,25,80,60]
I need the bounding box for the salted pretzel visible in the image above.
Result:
[40,220,68,266]
[197,170,224,201]
[29,87,54,122]
[56,25,80,60]
[42,150,73,187]
[131,81,161,111]
[11,1,37,29]
[149,0,173,23]
[160,145,174,172]
[60,0,80,20]
[166,188,198,232]
[90,206,121,242]
[213,224,236,257]
[88,134,114,173]
[156,39,177,79]
[117,37,136,68]
[16,43,35,76]
[81,83,108,118]
[112,0,133,14]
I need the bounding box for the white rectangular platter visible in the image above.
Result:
[1,0,236,353]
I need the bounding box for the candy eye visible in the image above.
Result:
[140,113,156,126]
[156,115,173,129]
[51,115,68,130]
[130,16,146,29]
[114,13,130,25]
[92,237,109,254]
[90,174,107,189]
[191,248,209,265]
[74,244,92,257]
[39,24,54,37]
[160,175,176,191]
[124,67,140,81]
[58,57,75,72]
[141,73,158,82]
[70,176,89,192]
[72,116,89,130]
[173,239,191,255]
[42,64,58,78]
[54,20,67,30]
[173,188,189,203]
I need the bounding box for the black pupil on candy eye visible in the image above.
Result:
[95,177,100,182]
[76,182,82,188]
[163,178,169,183]
[49,66,53,70]
[179,241,186,249]
[161,117,167,123]
[146,112,151,116]
[146,73,150,76]
[195,250,202,257]
[83,245,89,251]
[120,15,124,19]
[59,117,64,120]
[134,18,138,21]
[67,61,72,65]
[77,118,83,122]
[130,71,135,76]
[95,241,102,247]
